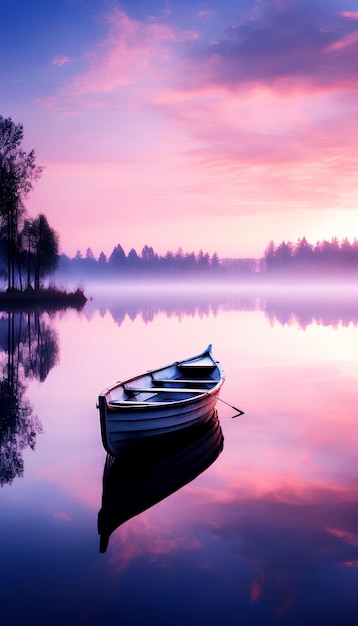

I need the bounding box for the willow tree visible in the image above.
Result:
[0,115,43,290]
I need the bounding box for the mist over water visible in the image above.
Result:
[80,278,358,331]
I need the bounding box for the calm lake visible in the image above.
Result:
[1,281,358,625]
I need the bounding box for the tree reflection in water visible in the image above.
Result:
[0,311,59,486]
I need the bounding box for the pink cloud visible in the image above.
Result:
[195,9,217,22]
[52,55,70,66]
[327,527,358,546]
[53,511,71,521]
[327,30,358,52]
[342,11,358,20]
[60,8,198,100]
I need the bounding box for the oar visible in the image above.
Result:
[213,395,245,418]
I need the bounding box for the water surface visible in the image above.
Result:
[1,284,357,625]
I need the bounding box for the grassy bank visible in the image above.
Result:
[0,285,87,311]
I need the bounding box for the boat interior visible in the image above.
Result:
[106,350,221,405]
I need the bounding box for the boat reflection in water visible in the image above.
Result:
[98,410,224,553]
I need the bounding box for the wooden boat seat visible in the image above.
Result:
[124,386,208,395]
[178,364,215,370]
[154,378,215,385]
[177,356,215,371]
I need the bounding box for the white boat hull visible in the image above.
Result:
[98,345,225,455]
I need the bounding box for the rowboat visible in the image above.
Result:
[97,344,225,455]
[98,410,224,552]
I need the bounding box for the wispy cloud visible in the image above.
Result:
[341,11,358,20]
[52,54,70,66]
[61,9,198,100]
[195,9,217,22]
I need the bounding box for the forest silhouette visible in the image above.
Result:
[56,235,358,282]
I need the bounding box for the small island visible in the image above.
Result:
[0,285,87,311]
[0,115,86,310]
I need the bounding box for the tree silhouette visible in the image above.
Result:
[127,247,140,270]
[263,240,276,271]
[141,245,155,263]
[197,249,210,270]
[85,247,95,260]
[0,311,59,486]
[26,214,59,289]
[294,237,313,269]
[109,244,126,269]
[210,252,220,271]
[263,236,358,275]
[0,115,43,291]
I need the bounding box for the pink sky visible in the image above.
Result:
[4,1,358,258]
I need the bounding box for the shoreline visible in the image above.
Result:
[0,286,87,311]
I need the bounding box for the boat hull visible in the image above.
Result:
[97,345,225,455]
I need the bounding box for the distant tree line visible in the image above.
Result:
[56,236,358,280]
[263,237,358,274]
[0,115,59,291]
[57,244,256,278]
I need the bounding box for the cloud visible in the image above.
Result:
[327,30,358,52]
[341,11,358,20]
[53,511,71,521]
[33,1,358,239]
[62,8,198,98]
[52,55,70,66]
[43,2,358,114]
[195,9,217,22]
[184,1,358,94]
